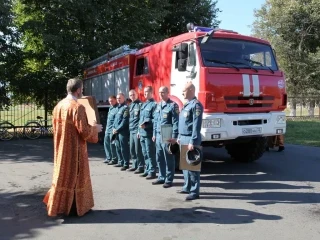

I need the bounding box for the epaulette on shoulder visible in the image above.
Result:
[170,102,177,107]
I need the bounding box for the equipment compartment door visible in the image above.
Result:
[102,72,116,102]
[91,76,100,102]
[95,75,103,103]
[115,67,130,98]
[83,78,92,96]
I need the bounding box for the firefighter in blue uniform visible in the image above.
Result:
[138,86,157,179]
[152,86,179,188]
[177,82,203,201]
[103,95,118,164]
[113,93,130,171]
[127,89,144,173]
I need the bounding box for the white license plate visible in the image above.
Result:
[242,127,262,135]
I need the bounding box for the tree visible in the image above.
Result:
[10,0,220,109]
[10,0,170,109]
[251,0,320,116]
[0,0,22,110]
[158,0,221,38]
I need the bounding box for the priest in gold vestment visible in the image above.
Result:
[43,78,103,217]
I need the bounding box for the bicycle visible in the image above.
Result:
[23,116,51,140]
[0,120,15,141]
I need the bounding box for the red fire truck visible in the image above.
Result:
[83,24,287,162]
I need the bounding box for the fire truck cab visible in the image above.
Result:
[83,24,287,163]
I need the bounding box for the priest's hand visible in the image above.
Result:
[95,123,103,133]
[93,120,103,133]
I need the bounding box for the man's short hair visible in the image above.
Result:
[144,86,153,92]
[129,89,137,94]
[159,86,169,93]
[109,95,116,100]
[117,92,126,98]
[67,77,83,93]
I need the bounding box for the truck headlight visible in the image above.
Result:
[276,115,286,124]
[202,119,221,128]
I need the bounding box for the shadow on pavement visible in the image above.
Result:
[62,206,282,225]
[199,192,320,205]
[174,146,320,206]
[0,139,103,163]
[0,138,54,163]
[0,190,59,240]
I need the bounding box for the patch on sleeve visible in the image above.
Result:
[123,108,129,117]
[174,105,180,114]
[195,104,202,116]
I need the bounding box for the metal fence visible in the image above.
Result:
[0,103,53,139]
[1,95,319,140]
[286,96,320,120]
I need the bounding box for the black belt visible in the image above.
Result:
[180,134,192,136]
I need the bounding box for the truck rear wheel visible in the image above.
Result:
[225,137,266,163]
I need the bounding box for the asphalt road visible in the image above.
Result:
[0,138,319,240]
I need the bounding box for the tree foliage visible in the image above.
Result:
[158,0,221,37]
[0,0,22,110]
[1,0,220,110]
[251,0,320,97]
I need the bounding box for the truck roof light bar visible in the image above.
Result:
[187,23,237,34]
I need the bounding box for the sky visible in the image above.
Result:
[216,0,266,36]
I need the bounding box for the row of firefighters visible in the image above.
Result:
[103,83,285,201]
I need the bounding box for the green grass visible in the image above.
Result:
[285,119,320,147]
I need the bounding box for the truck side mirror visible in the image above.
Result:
[172,43,189,72]
[178,59,187,72]
[189,42,196,66]
[178,43,188,59]
[172,43,188,53]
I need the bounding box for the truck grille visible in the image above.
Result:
[227,103,272,108]
[224,96,274,108]
[224,96,274,100]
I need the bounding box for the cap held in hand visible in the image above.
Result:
[186,147,202,166]
[167,142,179,155]
[111,134,117,141]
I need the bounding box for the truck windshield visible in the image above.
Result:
[199,38,278,71]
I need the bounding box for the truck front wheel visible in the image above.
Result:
[225,137,267,163]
